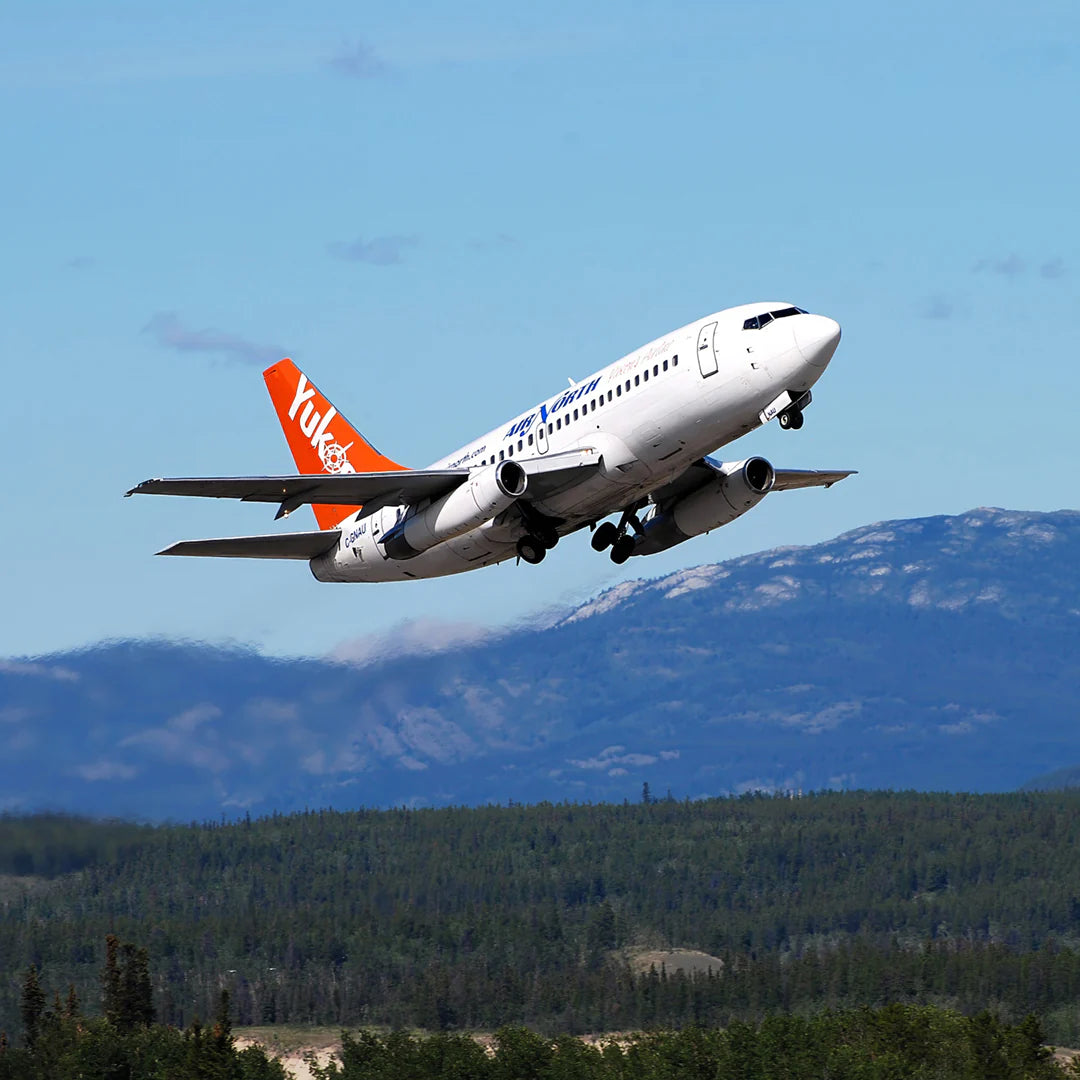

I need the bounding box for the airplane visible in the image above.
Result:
[127,302,854,582]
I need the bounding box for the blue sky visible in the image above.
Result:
[2,0,1077,659]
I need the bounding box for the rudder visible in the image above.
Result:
[263,359,408,530]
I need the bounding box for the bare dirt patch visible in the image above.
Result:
[625,947,725,976]
[235,1027,341,1080]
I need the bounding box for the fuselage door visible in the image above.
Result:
[697,321,719,378]
[535,413,550,455]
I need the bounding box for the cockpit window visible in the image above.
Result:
[743,306,808,329]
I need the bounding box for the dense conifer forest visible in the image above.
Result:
[3,792,1080,1045]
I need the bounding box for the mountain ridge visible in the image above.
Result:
[3,506,1077,820]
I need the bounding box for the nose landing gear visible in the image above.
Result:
[778,408,804,430]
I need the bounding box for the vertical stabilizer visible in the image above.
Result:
[263,359,408,530]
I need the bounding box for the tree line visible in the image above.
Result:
[2,936,285,1080]
[3,792,1080,1041]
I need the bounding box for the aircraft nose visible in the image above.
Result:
[794,315,841,368]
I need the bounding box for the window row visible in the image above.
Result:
[484,355,679,464]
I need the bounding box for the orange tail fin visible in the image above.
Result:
[263,359,408,531]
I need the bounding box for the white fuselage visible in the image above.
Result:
[312,302,839,582]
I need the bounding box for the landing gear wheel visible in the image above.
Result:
[609,534,635,565]
[535,523,560,549]
[591,522,619,551]
[788,409,804,430]
[779,408,804,430]
[516,536,546,565]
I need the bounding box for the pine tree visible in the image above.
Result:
[19,966,46,1050]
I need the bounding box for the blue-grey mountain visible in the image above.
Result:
[2,507,1077,820]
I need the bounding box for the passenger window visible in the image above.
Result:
[653,364,659,377]
[625,380,631,392]
[508,444,513,456]
[616,385,622,397]
[528,433,533,445]
[499,450,504,461]
[573,408,578,421]
[517,439,523,452]
[547,423,553,435]
[663,359,668,371]
[673,355,678,366]
[643,370,649,382]
[598,396,603,407]
[556,418,562,430]
[607,390,612,402]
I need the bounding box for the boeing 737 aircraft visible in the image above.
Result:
[128,303,854,581]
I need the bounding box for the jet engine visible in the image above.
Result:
[633,457,775,555]
[382,460,527,559]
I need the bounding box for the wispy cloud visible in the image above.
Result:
[143,312,287,366]
[328,235,418,265]
[973,253,1025,277]
[972,254,1067,280]
[0,660,79,682]
[330,617,496,667]
[328,39,388,79]
[920,294,955,320]
[467,233,519,252]
[1040,257,1066,279]
[568,745,678,771]
[74,760,138,782]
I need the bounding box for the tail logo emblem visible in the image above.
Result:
[288,372,356,474]
[319,440,354,473]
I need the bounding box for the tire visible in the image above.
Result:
[789,410,804,430]
[591,522,619,551]
[609,535,634,565]
[778,411,792,430]
[516,536,546,564]
[536,523,560,549]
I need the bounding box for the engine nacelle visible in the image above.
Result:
[633,457,775,555]
[382,460,527,560]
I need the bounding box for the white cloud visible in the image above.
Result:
[0,660,78,682]
[330,618,497,667]
[75,760,138,782]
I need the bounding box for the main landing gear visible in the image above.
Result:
[516,517,560,565]
[591,504,645,565]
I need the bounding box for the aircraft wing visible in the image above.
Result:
[128,451,601,518]
[126,470,468,517]
[772,468,857,491]
[650,458,855,509]
[157,530,341,559]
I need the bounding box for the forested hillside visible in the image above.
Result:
[4,792,1080,1044]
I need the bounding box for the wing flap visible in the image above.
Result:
[158,530,341,560]
[521,447,602,499]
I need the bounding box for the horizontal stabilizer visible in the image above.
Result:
[158,531,341,560]
[772,469,857,491]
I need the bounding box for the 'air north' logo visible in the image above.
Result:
[289,373,356,474]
